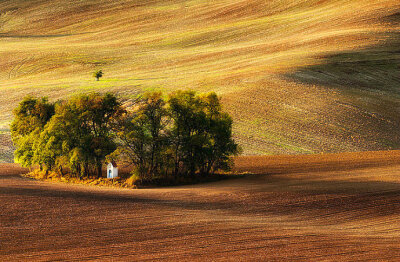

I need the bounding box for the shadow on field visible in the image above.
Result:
[0,164,29,176]
[233,152,400,175]
[235,161,399,175]
[285,32,400,94]
[284,12,400,150]
[0,174,23,179]
[0,185,234,212]
[2,172,400,221]
[286,12,400,93]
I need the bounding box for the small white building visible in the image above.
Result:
[106,161,118,179]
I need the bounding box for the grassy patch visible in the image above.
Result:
[23,170,244,189]
[24,170,137,189]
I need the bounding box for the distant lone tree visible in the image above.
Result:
[93,70,103,81]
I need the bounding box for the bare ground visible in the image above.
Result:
[1,152,400,261]
[1,1,400,156]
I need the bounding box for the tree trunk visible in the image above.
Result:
[82,162,89,177]
[76,165,81,178]
[97,159,102,178]
[206,160,213,175]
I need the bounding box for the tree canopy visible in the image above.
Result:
[11,96,55,168]
[44,93,123,177]
[11,91,240,181]
[11,93,122,177]
[116,90,240,178]
[93,70,103,81]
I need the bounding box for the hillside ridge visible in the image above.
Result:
[0,0,399,162]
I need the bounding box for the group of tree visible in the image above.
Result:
[11,91,240,180]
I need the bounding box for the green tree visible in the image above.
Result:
[168,90,206,176]
[11,96,55,139]
[168,91,240,176]
[117,90,240,179]
[11,90,239,181]
[11,96,55,168]
[33,120,66,173]
[115,92,169,179]
[45,93,122,177]
[13,131,38,168]
[93,70,103,81]
[197,92,240,174]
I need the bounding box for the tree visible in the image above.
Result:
[11,96,55,139]
[115,92,170,179]
[11,90,240,181]
[47,92,122,177]
[197,92,240,174]
[32,130,60,172]
[117,90,240,178]
[167,91,240,176]
[168,90,206,176]
[11,96,55,168]
[33,118,68,174]
[93,70,103,81]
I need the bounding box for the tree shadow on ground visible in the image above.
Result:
[285,11,400,94]
[283,12,400,150]
[2,170,400,221]
[285,31,400,94]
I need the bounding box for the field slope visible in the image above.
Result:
[0,0,400,161]
[1,151,400,260]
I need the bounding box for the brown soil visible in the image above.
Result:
[1,1,400,158]
[1,151,400,261]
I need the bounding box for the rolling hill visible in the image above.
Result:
[2,152,400,260]
[0,0,399,162]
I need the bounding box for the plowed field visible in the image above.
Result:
[1,0,400,159]
[1,151,400,261]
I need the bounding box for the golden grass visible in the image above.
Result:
[0,0,399,158]
[22,169,138,188]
